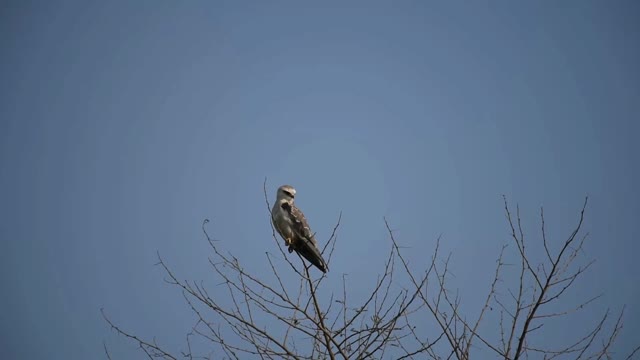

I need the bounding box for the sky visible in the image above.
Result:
[1,1,639,359]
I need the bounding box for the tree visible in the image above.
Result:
[102,184,639,359]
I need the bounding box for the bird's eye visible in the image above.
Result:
[284,190,294,198]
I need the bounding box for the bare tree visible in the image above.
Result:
[103,185,638,359]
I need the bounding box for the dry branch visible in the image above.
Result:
[102,191,637,360]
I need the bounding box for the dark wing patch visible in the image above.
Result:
[281,202,313,240]
[281,203,328,273]
[295,239,327,273]
[290,205,314,240]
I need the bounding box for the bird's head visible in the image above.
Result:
[276,185,296,203]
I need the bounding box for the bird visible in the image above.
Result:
[271,185,328,273]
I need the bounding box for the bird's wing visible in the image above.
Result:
[289,204,314,241]
[281,202,328,272]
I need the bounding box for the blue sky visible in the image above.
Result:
[1,1,638,359]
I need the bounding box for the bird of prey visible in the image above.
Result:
[271,185,328,273]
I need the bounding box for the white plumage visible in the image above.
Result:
[271,185,328,273]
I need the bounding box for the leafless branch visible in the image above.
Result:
[103,191,635,360]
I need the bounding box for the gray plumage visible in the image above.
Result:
[271,185,328,273]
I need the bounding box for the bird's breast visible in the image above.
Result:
[273,209,294,238]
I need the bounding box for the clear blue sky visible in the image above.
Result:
[1,1,638,359]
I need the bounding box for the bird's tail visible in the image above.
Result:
[297,239,328,273]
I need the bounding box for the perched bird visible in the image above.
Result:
[271,185,328,273]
